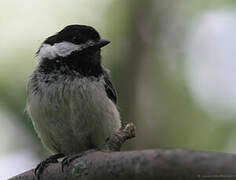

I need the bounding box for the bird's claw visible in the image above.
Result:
[61,149,97,172]
[34,153,64,180]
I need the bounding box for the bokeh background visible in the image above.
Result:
[1,0,236,179]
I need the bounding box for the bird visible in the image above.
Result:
[26,25,121,173]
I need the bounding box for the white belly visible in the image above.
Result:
[27,76,121,154]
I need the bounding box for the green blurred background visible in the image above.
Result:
[1,0,236,178]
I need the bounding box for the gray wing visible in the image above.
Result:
[103,69,117,104]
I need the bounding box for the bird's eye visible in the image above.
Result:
[72,36,77,42]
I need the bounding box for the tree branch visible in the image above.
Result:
[104,122,135,151]
[9,149,236,180]
[9,124,236,180]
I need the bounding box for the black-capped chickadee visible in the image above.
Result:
[26,25,121,156]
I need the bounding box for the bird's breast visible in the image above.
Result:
[27,75,121,154]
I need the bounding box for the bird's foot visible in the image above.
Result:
[61,149,97,172]
[34,153,65,180]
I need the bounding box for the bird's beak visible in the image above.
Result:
[95,39,111,48]
[81,39,111,51]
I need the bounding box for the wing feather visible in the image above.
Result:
[103,69,117,104]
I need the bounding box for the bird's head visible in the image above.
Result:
[37,25,110,60]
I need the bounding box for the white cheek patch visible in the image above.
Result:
[38,41,95,60]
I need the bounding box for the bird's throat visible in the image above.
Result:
[38,51,103,78]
